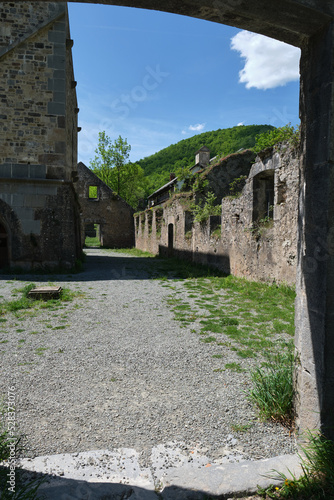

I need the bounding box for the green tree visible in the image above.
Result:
[90,132,145,208]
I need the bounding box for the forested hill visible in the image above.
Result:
[137,124,274,191]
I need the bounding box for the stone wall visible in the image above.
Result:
[0,2,81,269]
[135,145,299,285]
[76,162,135,248]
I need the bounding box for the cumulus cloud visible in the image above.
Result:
[189,123,205,132]
[237,122,244,126]
[231,31,300,90]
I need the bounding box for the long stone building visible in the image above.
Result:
[0,2,81,269]
[135,144,299,286]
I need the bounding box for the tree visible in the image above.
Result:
[90,132,146,208]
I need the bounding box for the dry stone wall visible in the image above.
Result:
[135,145,299,285]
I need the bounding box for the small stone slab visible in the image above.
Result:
[28,286,62,300]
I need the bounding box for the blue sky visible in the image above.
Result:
[68,3,301,165]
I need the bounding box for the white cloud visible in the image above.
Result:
[189,123,205,132]
[237,122,244,126]
[231,31,300,90]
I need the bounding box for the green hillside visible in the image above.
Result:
[137,124,275,192]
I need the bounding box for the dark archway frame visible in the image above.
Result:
[34,0,334,437]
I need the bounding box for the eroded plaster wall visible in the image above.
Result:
[135,146,299,285]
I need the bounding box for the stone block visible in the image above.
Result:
[47,101,65,115]
[0,163,11,178]
[21,219,41,235]
[24,194,46,208]
[47,55,66,70]
[53,21,66,32]
[48,31,65,44]
[15,183,57,197]
[11,194,25,207]
[53,79,66,92]
[53,43,66,56]
[38,153,64,166]
[53,91,65,104]
[12,164,29,179]
[15,207,34,221]
[29,164,46,179]
[0,193,11,205]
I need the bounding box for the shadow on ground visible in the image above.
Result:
[0,465,222,500]
[0,249,228,283]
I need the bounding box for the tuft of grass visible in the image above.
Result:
[225,362,245,372]
[200,336,216,343]
[231,423,252,433]
[264,431,334,499]
[247,352,294,426]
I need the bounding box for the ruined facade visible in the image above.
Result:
[76,162,134,248]
[0,2,81,269]
[135,145,299,286]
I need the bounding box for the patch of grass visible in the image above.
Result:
[110,247,156,258]
[200,336,216,343]
[212,354,223,359]
[231,423,252,433]
[200,319,224,334]
[225,362,245,372]
[35,347,48,356]
[247,352,294,426]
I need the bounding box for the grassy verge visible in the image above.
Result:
[163,272,295,360]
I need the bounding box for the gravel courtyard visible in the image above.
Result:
[0,248,296,469]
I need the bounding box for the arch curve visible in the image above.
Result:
[64,0,334,46]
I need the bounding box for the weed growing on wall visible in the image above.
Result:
[191,192,221,223]
[252,123,300,154]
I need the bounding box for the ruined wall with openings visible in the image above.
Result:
[0,2,81,269]
[135,145,299,285]
[76,162,135,249]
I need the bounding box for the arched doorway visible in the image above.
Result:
[0,222,9,269]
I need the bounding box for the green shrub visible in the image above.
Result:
[192,192,221,223]
[252,124,300,154]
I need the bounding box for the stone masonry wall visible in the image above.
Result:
[135,146,299,285]
[0,2,81,269]
[76,162,134,248]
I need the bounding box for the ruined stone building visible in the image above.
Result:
[0,2,81,269]
[135,144,299,285]
[76,162,134,248]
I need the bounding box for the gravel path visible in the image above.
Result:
[0,248,296,471]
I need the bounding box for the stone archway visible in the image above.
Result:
[5,0,334,438]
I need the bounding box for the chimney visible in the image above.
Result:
[170,173,176,181]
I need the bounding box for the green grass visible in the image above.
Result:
[162,266,295,361]
[0,283,81,321]
[263,431,334,499]
[247,352,294,426]
[224,362,245,372]
[109,247,156,258]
